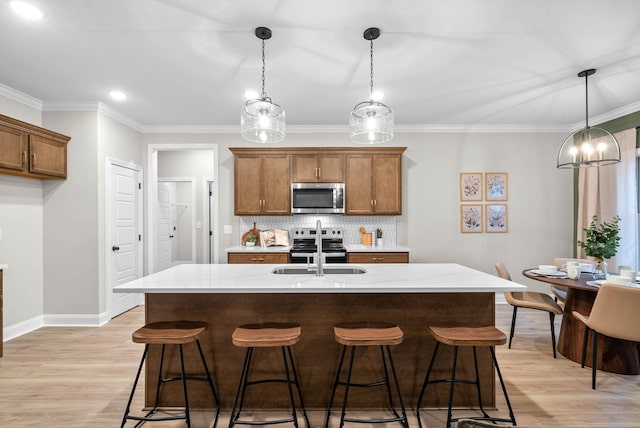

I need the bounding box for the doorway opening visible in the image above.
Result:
[147,144,219,274]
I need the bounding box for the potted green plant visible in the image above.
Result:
[376,228,383,246]
[577,215,621,279]
[246,233,257,247]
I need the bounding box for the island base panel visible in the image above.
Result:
[144,292,496,410]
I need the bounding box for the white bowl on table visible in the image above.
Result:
[538,265,558,274]
[606,275,631,286]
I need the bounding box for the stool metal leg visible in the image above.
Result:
[178,344,191,427]
[416,341,440,428]
[121,345,149,428]
[195,339,221,427]
[338,346,357,428]
[445,346,459,428]
[490,346,517,425]
[383,345,409,428]
[324,345,348,428]
[286,346,311,428]
[229,347,253,428]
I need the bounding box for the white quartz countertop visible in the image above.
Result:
[345,245,411,252]
[225,245,411,253]
[226,245,291,253]
[113,263,525,294]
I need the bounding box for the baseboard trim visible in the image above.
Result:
[3,314,44,342]
[43,311,110,327]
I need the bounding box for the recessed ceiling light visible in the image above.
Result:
[244,90,259,100]
[107,90,127,101]
[10,1,44,20]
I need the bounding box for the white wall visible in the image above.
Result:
[0,97,44,336]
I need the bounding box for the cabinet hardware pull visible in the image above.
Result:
[251,257,265,262]
[373,257,384,262]
[317,167,321,179]
[112,246,120,251]
[31,152,37,167]
[22,151,27,167]
[374,199,377,210]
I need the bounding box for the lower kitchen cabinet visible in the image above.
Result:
[347,252,409,263]
[227,253,289,264]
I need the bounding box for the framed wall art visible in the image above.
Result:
[486,204,508,233]
[460,172,483,201]
[460,204,483,233]
[485,172,508,201]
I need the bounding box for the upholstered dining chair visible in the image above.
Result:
[495,261,564,357]
[573,283,640,389]
[551,257,590,304]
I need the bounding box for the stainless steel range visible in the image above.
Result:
[289,227,347,264]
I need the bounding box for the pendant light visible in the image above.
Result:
[350,27,394,144]
[241,27,285,143]
[557,69,621,168]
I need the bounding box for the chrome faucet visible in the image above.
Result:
[315,219,324,277]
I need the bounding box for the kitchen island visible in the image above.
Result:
[114,263,524,413]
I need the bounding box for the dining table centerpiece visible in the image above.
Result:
[577,215,621,279]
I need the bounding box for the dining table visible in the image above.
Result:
[523,268,640,375]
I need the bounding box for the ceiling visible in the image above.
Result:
[2,0,640,132]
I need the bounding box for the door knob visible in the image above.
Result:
[112,246,120,251]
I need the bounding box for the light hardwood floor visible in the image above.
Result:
[1,303,639,427]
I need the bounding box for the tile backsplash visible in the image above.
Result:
[240,216,396,246]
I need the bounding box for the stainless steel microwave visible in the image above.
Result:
[291,183,345,214]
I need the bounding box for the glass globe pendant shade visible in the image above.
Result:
[240,27,285,144]
[557,126,621,168]
[350,100,394,144]
[241,98,286,143]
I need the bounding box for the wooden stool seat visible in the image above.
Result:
[232,322,301,347]
[132,321,208,345]
[334,321,404,346]
[428,325,507,347]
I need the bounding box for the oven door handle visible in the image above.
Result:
[290,253,314,259]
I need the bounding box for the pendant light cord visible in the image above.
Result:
[584,72,589,128]
[261,39,267,100]
[369,38,374,98]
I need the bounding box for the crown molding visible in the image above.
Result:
[568,99,640,131]
[42,101,145,132]
[0,83,43,110]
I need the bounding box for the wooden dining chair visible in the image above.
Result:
[573,283,640,389]
[495,261,563,357]
[551,257,590,304]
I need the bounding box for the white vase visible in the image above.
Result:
[377,238,384,246]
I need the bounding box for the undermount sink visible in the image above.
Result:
[271,266,367,275]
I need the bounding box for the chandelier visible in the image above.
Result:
[557,69,621,168]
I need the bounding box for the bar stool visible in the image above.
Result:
[324,321,408,428]
[121,320,220,428]
[229,322,310,428]
[416,326,516,428]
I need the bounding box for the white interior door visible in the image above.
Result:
[109,162,143,317]
[157,183,172,271]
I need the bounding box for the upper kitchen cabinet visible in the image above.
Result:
[0,114,70,179]
[291,153,344,183]
[345,148,405,215]
[231,148,291,215]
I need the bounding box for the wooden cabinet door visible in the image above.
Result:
[345,155,373,214]
[228,253,289,264]
[317,155,343,182]
[292,154,344,182]
[372,154,402,214]
[29,135,67,178]
[262,155,290,214]
[0,124,27,173]
[347,252,409,263]
[291,155,318,182]
[234,155,263,215]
